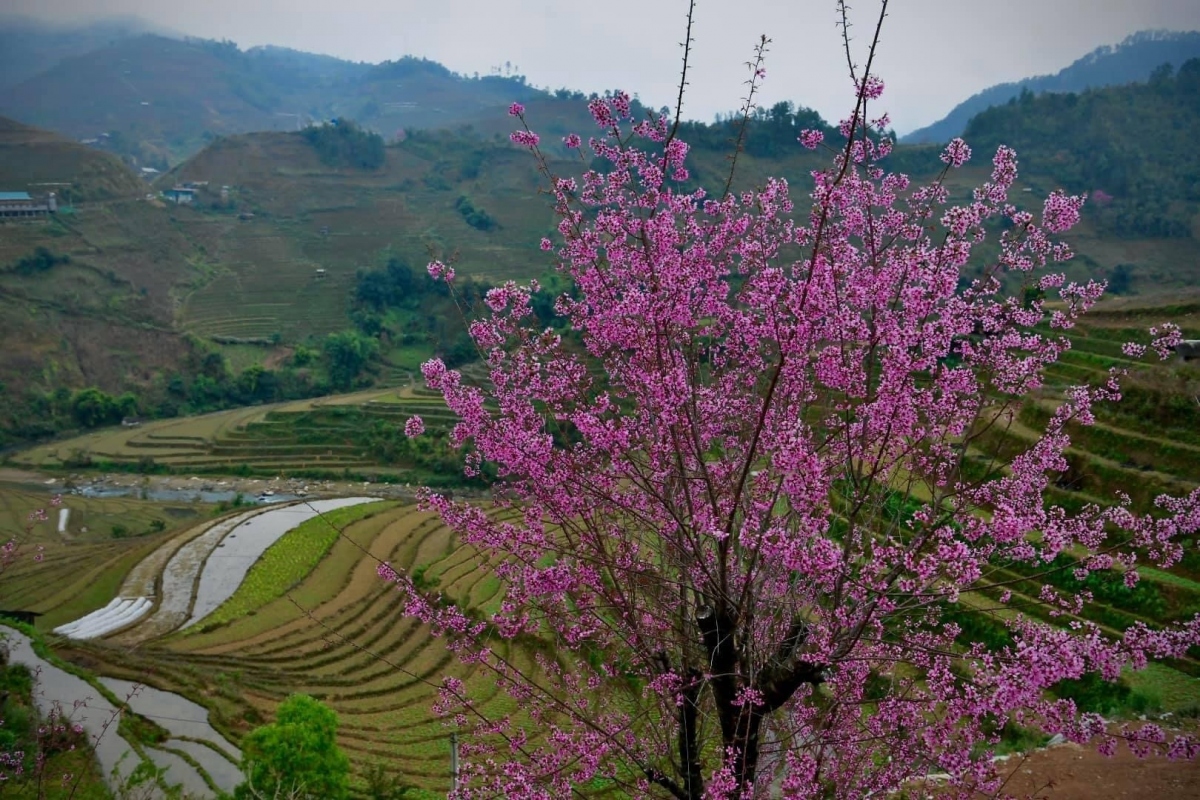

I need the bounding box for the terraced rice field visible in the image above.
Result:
[181,227,356,340]
[0,487,208,629]
[945,309,1200,707]
[10,362,495,481]
[32,502,522,797]
[10,387,438,475]
[34,481,1198,797]
[5,300,1199,795]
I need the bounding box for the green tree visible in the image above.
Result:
[300,119,385,170]
[235,694,349,800]
[10,247,70,276]
[69,387,118,428]
[323,331,377,391]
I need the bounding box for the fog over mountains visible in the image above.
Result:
[2,16,1199,166]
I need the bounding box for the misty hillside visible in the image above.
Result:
[0,16,163,90]
[0,27,547,168]
[903,30,1200,144]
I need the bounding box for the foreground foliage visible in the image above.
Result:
[236,693,350,800]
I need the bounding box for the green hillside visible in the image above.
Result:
[2,61,1200,448]
[964,58,1200,243]
[0,116,146,201]
[0,117,201,439]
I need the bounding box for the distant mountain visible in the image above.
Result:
[0,16,163,90]
[0,35,354,167]
[0,29,546,167]
[903,30,1200,144]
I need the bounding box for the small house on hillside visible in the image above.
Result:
[0,192,55,218]
[162,186,195,205]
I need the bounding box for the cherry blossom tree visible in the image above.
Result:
[382,4,1200,797]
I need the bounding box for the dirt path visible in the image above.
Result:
[981,739,1200,799]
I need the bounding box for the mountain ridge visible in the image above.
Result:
[902,29,1200,144]
[0,28,546,168]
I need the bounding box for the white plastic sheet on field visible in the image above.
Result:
[53,596,153,639]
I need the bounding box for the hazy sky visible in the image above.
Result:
[8,0,1200,134]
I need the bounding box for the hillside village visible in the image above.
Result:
[1,10,1200,800]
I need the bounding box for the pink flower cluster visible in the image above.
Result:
[404,415,425,437]
[941,137,972,167]
[426,260,455,282]
[798,129,824,150]
[509,130,540,148]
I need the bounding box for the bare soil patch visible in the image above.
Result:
[984,739,1200,799]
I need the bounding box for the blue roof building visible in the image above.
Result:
[0,191,53,218]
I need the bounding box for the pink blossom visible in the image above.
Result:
[510,130,540,148]
[857,74,885,99]
[941,137,972,168]
[508,102,525,117]
[798,129,824,150]
[588,98,614,128]
[426,261,454,282]
[404,416,425,437]
[379,58,1200,800]
[1043,189,1086,233]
